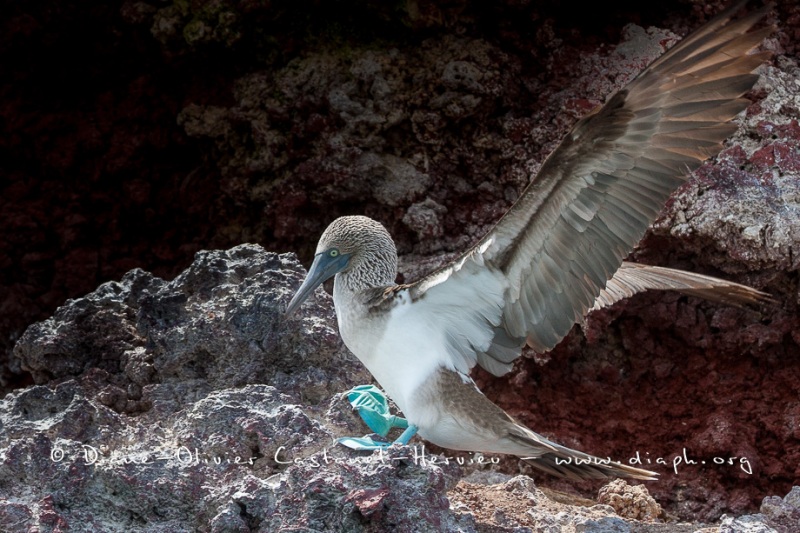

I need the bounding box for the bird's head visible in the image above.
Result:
[285,215,396,316]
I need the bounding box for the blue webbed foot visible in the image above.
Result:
[337,385,418,450]
[343,385,407,436]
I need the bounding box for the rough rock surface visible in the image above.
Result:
[1,246,798,531]
[3,247,468,531]
[718,486,800,533]
[598,479,664,522]
[2,0,800,527]
[12,245,365,407]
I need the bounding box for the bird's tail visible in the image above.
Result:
[509,428,657,481]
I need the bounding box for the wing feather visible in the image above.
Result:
[403,1,772,373]
[592,262,776,311]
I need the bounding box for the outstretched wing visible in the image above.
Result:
[402,2,772,375]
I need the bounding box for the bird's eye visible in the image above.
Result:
[329,249,339,257]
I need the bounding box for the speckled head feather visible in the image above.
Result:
[317,216,398,290]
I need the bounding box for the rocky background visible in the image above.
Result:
[2,0,800,530]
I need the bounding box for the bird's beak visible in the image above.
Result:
[285,252,350,317]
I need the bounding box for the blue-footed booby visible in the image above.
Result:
[286,1,773,480]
